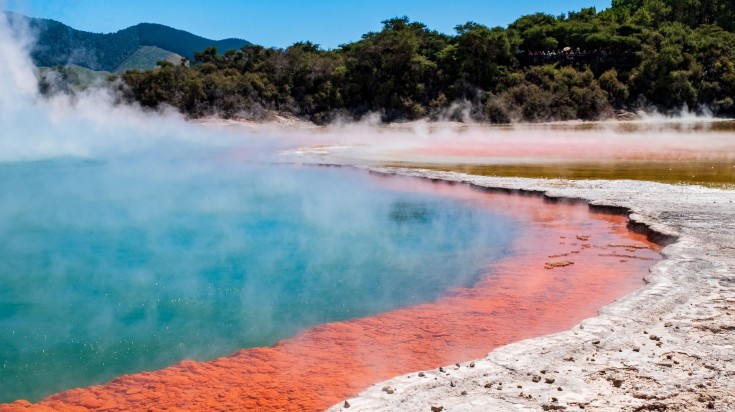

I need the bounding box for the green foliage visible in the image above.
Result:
[114,46,182,73]
[37,65,111,95]
[444,23,515,94]
[599,68,630,106]
[487,66,610,122]
[612,0,735,29]
[340,17,449,120]
[68,0,735,122]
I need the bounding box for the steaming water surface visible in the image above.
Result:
[0,156,516,402]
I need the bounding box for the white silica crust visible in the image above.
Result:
[328,169,735,412]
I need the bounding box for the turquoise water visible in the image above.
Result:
[0,156,516,403]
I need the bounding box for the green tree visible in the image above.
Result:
[441,22,516,96]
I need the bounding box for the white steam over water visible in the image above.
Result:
[2,8,733,168]
[0,12,266,163]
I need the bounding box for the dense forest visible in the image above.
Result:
[117,1,735,122]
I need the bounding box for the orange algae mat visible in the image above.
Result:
[2,177,662,412]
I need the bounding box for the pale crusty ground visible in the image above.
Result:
[328,168,735,412]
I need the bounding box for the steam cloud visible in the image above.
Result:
[0,11,263,163]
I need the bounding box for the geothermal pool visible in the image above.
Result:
[298,120,735,188]
[0,153,661,411]
[0,157,516,403]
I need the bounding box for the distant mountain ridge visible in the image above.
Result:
[3,12,252,72]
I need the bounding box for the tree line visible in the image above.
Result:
[116,0,735,123]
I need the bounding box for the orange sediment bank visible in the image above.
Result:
[1,178,662,412]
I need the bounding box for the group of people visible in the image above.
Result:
[518,48,636,68]
[524,48,606,57]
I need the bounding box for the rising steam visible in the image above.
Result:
[0,11,257,163]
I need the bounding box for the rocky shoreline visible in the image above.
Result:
[329,168,735,412]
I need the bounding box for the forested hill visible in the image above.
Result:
[3,12,251,72]
[37,1,735,124]
[118,0,735,124]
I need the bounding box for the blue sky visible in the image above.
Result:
[5,0,612,49]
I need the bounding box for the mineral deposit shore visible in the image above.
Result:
[329,168,735,412]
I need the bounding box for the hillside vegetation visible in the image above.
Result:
[52,2,735,123]
[5,12,250,72]
[37,65,112,94]
[114,46,183,74]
